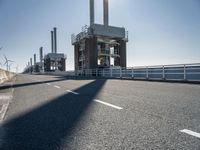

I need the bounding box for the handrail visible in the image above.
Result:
[36,63,200,82]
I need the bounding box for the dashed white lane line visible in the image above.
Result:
[26,76,123,110]
[94,99,123,110]
[180,129,200,138]
[54,85,61,89]
[0,103,9,122]
[0,95,13,100]
[66,90,79,95]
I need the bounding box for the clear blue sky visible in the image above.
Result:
[0,0,200,72]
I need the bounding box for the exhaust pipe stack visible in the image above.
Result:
[89,0,109,26]
[34,54,36,65]
[51,31,54,53]
[51,28,58,53]
[53,27,57,54]
[40,47,43,64]
[103,0,109,26]
[90,0,95,26]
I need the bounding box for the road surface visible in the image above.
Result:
[0,74,200,150]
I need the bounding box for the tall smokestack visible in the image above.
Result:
[30,58,32,66]
[40,47,43,64]
[51,31,54,53]
[90,0,95,26]
[30,58,32,73]
[103,0,109,26]
[53,27,57,53]
[34,54,36,65]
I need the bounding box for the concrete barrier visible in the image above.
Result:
[0,69,15,84]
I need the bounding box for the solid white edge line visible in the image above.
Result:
[54,85,61,89]
[180,129,200,138]
[94,99,123,110]
[66,90,79,95]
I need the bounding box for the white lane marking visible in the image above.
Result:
[54,85,61,89]
[0,95,13,100]
[180,129,200,138]
[46,83,51,85]
[0,103,9,122]
[66,90,79,95]
[94,99,123,110]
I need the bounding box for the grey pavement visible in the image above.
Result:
[0,74,200,150]
[0,77,15,146]
[0,78,15,122]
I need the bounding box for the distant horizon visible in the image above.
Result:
[0,0,200,72]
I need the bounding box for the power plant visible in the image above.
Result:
[71,0,128,70]
[24,0,128,74]
[44,27,66,72]
[24,27,66,73]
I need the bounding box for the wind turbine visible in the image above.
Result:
[8,63,13,71]
[4,55,14,71]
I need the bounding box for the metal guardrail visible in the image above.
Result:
[42,63,200,82]
[73,63,200,82]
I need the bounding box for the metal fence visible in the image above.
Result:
[42,63,200,82]
[72,63,200,82]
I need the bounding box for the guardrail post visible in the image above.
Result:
[103,69,105,77]
[120,68,122,78]
[131,67,134,79]
[110,68,113,78]
[146,67,149,79]
[162,66,165,80]
[184,65,186,80]
[96,69,98,77]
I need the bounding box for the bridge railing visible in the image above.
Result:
[72,63,200,82]
[42,63,200,82]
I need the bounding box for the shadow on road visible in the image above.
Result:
[1,79,106,150]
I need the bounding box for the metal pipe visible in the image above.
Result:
[90,0,95,26]
[51,31,54,53]
[34,54,36,65]
[30,58,32,73]
[53,27,57,53]
[30,58,32,66]
[40,47,43,64]
[103,0,109,26]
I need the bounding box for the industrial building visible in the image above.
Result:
[31,47,44,73]
[44,27,66,72]
[23,28,66,73]
[71,0,128,70]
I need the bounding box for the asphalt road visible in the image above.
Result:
[0,74,200,150]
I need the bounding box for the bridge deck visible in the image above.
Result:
[0,74,200,149]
